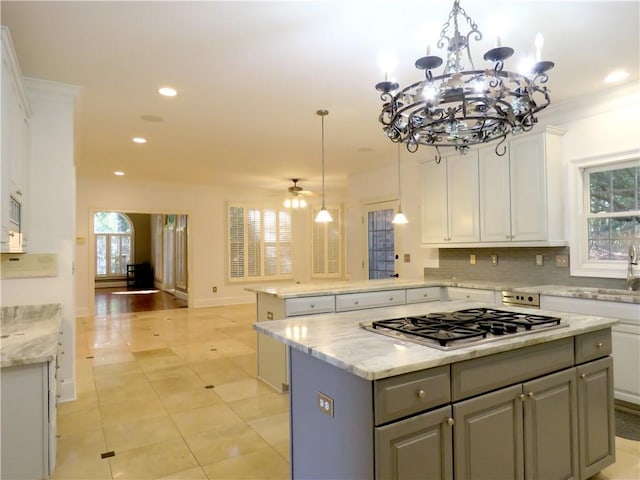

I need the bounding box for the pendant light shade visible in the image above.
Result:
[315,109,333,223]
[392,143,408,224]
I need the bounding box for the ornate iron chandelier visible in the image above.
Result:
[375,0,554,162]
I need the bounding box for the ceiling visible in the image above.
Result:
[2,1,638,197]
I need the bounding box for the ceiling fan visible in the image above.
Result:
[284,178,312,209]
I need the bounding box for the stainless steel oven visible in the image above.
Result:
[502,290,540,308]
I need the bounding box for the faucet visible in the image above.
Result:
[627,245,639,291]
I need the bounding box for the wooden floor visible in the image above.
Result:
[94,287,188,316]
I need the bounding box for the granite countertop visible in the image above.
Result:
[245,278,531,298]
[513,285,640,304]
[1,304,62,367]
[246,278,639,304]
[254,300,618,382]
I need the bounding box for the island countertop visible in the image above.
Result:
[1,304,62,367]
[253,300,618,381]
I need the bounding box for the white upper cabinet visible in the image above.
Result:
[1,27,30,252]
[421,152,480,244]
[423,127,566,247]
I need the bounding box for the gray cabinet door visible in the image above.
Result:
[375,405,452,480]
[453,384,524,480]
[577,356,616,479]
[523,368,579,480]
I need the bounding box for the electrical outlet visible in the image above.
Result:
[555,254,569,267]
[491,254,498,265]
[212,286,217,293]
[317,392,334,417]
[535,254,543,266]
[470,254,476,265]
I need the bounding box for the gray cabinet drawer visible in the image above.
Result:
[285,296,335,317]
[374,365,450,425]
[336,290,406,312]
[451,337,575,401]
[575,329,612,364]
[406,287,442,304]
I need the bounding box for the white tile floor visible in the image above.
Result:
[55,304,639,479]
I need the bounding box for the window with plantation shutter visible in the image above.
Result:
[312,205,342,278]
[227,203,292,282]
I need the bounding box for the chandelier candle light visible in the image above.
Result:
[375,0,553,162]
[315,109,333,223]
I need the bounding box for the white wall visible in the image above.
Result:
[345,151,438,281]
[0,78,81,401]
[75,178,332,316]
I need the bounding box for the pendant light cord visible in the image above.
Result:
[317,109,329,209]
[397,142,402,209]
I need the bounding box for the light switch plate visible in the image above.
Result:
[535,254,543,266]
[317,392,334,417]
[470,254,476,265]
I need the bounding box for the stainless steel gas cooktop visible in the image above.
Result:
[360,307,567,350]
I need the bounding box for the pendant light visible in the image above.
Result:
[315,109,333,223]
[392,142,408,224]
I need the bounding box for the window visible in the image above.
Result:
[227,203,292,282]
[94,212,133,278]
[367,208,395,279]
[312,206,342,278]
[585,163,639,260]
[568,152,640,278]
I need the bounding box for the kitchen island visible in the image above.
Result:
[255,300,618,480]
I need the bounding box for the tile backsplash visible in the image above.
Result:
[424,247,628,290]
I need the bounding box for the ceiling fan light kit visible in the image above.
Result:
[284,179,308,209]
[375,0,554,163]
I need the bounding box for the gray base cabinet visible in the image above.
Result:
[376,405,453,480]
[453,367,580,480]
[288,330,614,480]
[577,356,615,479]
[454,384,525,479]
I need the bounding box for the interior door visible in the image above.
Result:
[364,200,402,279]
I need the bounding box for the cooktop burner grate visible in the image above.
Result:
[366,308,562,349]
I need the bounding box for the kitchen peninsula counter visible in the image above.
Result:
[254,300,617,381]
[246,277,530,299]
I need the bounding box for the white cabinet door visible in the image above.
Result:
[479,145,512,242]
[447,153,480,243]
[509,133,548,241]
[421,159,448,244]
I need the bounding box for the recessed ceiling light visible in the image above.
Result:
[114,171,125,176]
[158,87,177,97]
[132,137,147,144]
[604,70,629,83]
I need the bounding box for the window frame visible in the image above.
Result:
[226,202,293,283]
[568,149,640,278]
[94,212,134,279]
